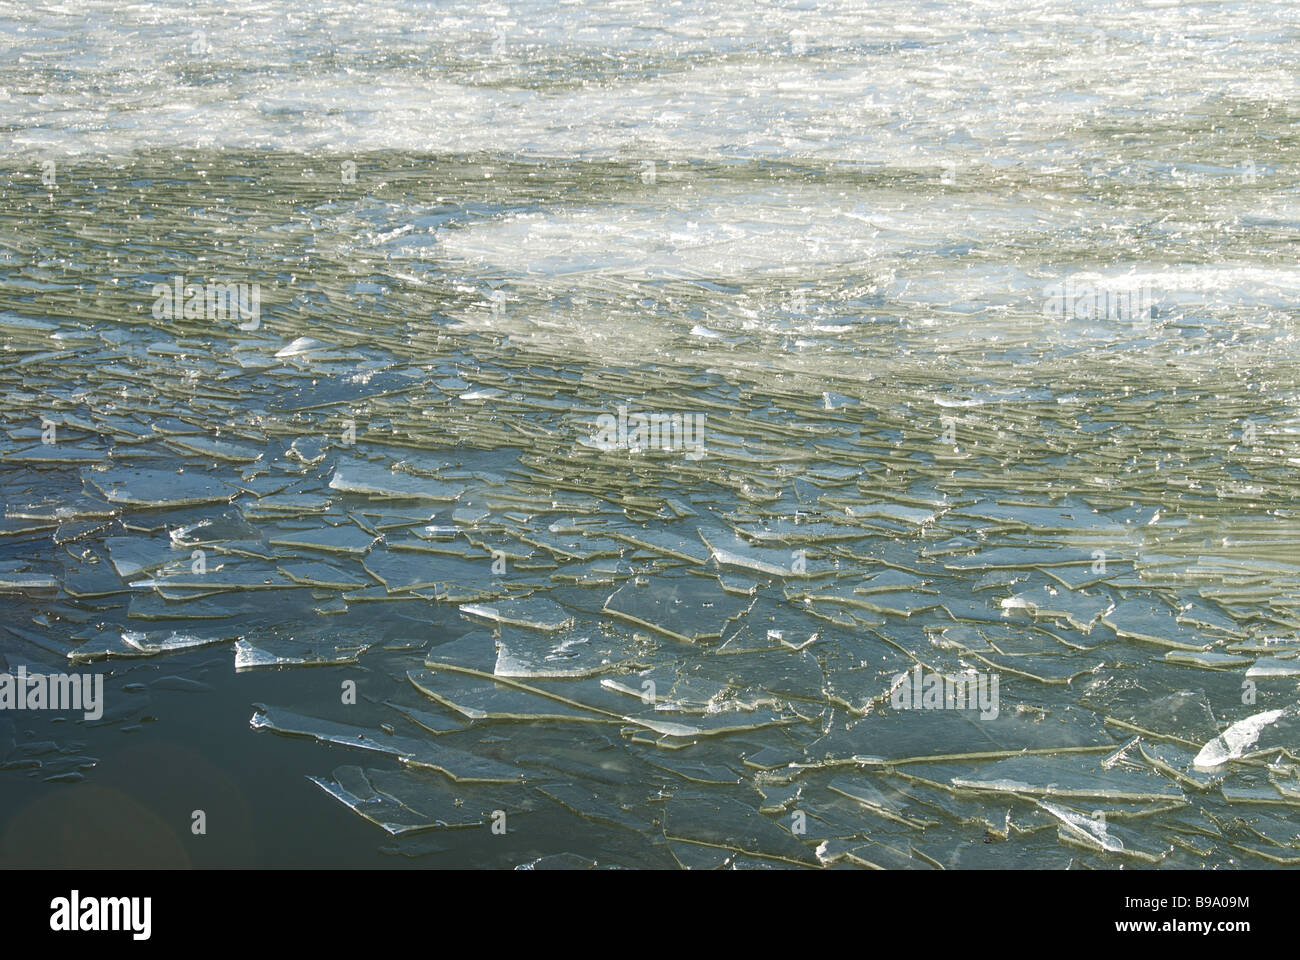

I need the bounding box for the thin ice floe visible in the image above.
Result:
[1193,708,1292,769]
[4,0,1300,867]
[251,705,525,782]
[234,637,372,670]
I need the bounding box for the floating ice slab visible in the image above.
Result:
[329,456,464,501]
[1193,708,1292,769]
[86,467,235,508]
[952,756,1185,803]
[460,597,574,632]
[235,637,372,670]
[251,705,525,782]
[494,626,641,678]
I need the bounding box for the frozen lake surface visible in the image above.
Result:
[0,1,1299,867]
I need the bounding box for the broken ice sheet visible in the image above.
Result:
[1163,650,1252,669]
[1136,741,1226,791]
[277,560,371,589]
[601,666,722,710]
[104,537,181,580]
[510,727,638,783]
[1267,763,1300,801]
[967,651,1101,686]
[240,494,335,519]
[53,519,113,545]
[1042,563,1118,590]
[663,793,818,867]
[125,587,319,621]
[807,706,1114,765]
[6,492,115,522]
[460,597,573,632]
[168,511,260,546]
[827,772,933,829]
[606,527,709,563]
[514,853,607,870]
[385,700,469,736]
[602,576,753,643]
[792,580,941,619]
[855,568,931,594]
[423,631,501,675]
[15,143,1300,870]
[310,765,523,835]
[70,629,233,662]
[950,755,1186,803]
[135,555,295,593]
[631,746,744,786]
[1102,600,1211,651]
[693,648,827,704]
[1102,690,1223,749]
[494,626,643,678]
[698,527,840,578]
[329,455,464,501]
[1246,656,1300,677]
[1230,843,1300,867]
[287,437,327,465]
[1,444,110,465]
[622,706,798,739]
[1000,585,1112,633]
[841,501,941,526]
[536,781,656,833]
[0,573,59,596]
[708,571,760,596]
[251,705,525,782]
[1193,706,1300,769]
[407,669,618,725]
[163,435,263,463]
[1037,800,1169,863]
[734,517,869,546]
[361,547,485,594]
[266,523,377,556]
[235,636,372,670]
[85,466,235,508]
[814,837,934,870]
[941,546,1102,571]
[929,625,994,653]
[550,557,635,585]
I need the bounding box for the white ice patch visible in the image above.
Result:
[1193,709,1287,769]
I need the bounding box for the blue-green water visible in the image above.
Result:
[1,2,1299,868]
